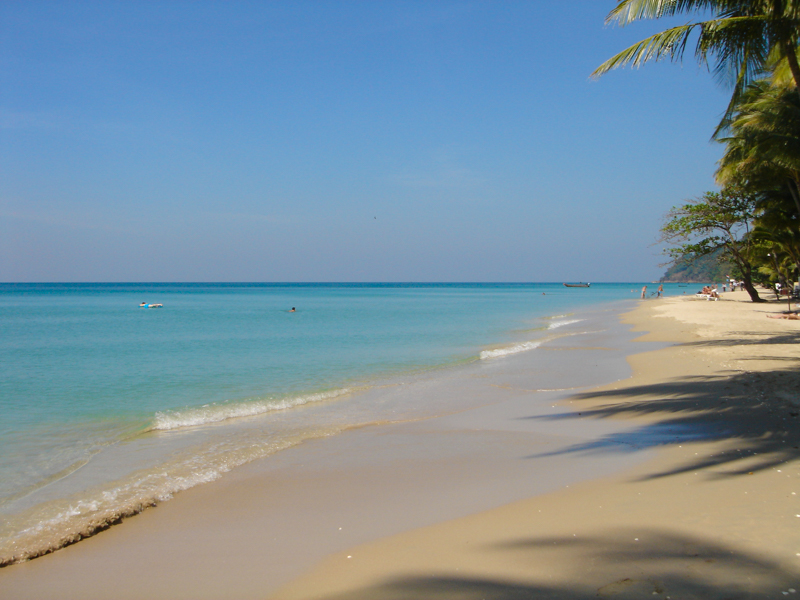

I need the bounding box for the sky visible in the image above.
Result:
[0,1,729,282]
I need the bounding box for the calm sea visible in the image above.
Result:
[0,282,693,563]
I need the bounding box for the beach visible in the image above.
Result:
[1,290,799,599]
[0,283,650,567]
[273,290,800,600]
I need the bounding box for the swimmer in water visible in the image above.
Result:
[289,307,296,312]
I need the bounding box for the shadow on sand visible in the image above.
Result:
[522,328,800,479]
[289,329,800,600]
[307,529,797,599]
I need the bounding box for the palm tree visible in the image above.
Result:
[752,199,800,272]
[715,79,800,215]
[592,0,800,113]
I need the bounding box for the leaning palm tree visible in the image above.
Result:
[592,0,800,114]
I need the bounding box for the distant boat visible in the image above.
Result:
[139,303,163,308]
[563,283,590,288]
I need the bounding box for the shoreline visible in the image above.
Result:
[271,290,800,600]
[0,299,632,568]
[4,291,796,599]
[0,283,653,569]
[0,300,663,599]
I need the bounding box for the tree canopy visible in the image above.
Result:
[596,1,800,300]
[660,185,765,300]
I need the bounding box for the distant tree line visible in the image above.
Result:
[594,0,800,302]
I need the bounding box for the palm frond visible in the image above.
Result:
[715,74,800,199]
[606,0,720,26]
[591,23,699,77]
[696,15,768,87]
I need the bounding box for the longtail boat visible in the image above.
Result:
[563,283,590,288]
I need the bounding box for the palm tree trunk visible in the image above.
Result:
[784,42,800,99]
[790,178,800,217]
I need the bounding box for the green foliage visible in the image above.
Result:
[660,185,765,300]
[714,78,800,285]
[593,1,800,123]
[594,2,800,300]
[661,247,735,282]
[716,79,800,212]
[660,185,756,258]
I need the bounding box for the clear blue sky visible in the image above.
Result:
[1,1,728,282]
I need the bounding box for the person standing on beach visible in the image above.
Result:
[657,284,663,298]
[641,285,647,299]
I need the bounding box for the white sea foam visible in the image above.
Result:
[479,318,586,360]
[479,340,543,360]
[151,389,352,431]
[548,318,584,330]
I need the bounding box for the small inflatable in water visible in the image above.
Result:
[139,302,163,308]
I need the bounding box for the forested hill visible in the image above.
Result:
[660,249,733,283]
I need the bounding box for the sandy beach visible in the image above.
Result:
[2,291,799,599]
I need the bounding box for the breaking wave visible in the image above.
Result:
[479,318,586,360]
[479,340,543,360]
[548,318,584,330]
[0,427,341,566]
[151,388,353,431]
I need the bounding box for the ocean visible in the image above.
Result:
[0,282,693,564]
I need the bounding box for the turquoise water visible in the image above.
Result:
[0,282,694,563]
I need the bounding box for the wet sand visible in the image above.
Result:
[3,292,799,599]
